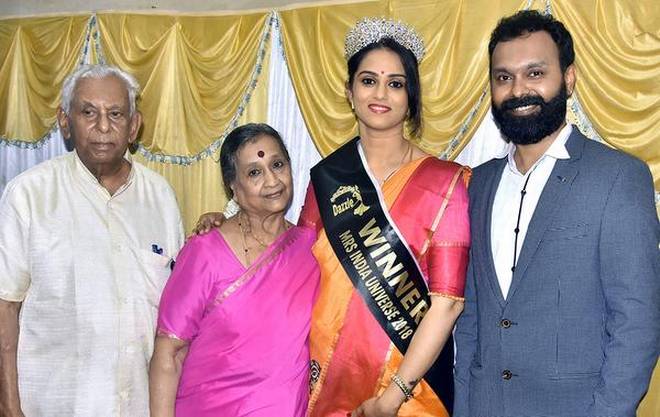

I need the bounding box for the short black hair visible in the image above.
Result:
[347,38,422,138]
[220,123,290,198]
[488,10,575,72]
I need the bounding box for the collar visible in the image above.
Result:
[498,124,572,176]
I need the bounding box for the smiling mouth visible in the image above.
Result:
[368,104,391,113]
[509,104,540,115]
[264,190,285,199]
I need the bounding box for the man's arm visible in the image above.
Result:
[0,299,23,417]
[589,159,660,417]
[453,254,478,417]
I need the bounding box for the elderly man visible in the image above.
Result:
[0,65,184,417]
[454,10,659,417]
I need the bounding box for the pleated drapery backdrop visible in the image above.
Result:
[0,2,658,414]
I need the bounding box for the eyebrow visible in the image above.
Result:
[492,61,549,73]
[357,70,407,78]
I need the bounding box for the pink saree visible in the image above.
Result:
[157,226,319,417]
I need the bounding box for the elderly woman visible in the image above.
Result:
[149,123,319,417]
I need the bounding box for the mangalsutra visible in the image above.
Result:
[237,211,252,265]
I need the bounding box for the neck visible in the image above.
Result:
[241,210,288,239]
[82,158,131,196]
[513,123,565,174]
[359,125,409,173]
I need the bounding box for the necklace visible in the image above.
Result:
[237,212,252,265]
[237,211,290,260]
[381,141,412,184]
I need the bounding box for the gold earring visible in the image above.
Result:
[350,101,355,111]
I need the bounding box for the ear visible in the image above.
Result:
[128,110,143,144]
[564,64,576,96]
[345,82,354,110]
[57,107,72,140]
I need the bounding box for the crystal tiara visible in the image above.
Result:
[344,17,426,62]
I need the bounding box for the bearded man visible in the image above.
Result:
[453,10,659,417]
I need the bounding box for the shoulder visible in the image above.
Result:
[2,153,72,204]
[581,138,650,177]
[178,231,225,259]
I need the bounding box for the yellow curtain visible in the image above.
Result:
[554,0,660,190]
[133,52,270,234]
[93,12,273,232]
[95,12,271,157]
[0,15,90,142]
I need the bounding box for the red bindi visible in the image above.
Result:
[257,150,265,158]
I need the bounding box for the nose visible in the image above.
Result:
[511,77,528,98]
[263,167,280,187]
[95,111,111,133]
[374,81,387,99]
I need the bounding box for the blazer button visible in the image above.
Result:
[500,319,512,328]
[502,369,513,380]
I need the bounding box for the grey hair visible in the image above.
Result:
[60,64,140,115]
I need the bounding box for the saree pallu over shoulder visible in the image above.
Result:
[305,138,470,417]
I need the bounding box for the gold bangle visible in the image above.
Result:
[391,373,414,402]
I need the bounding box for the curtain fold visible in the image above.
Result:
[0,15,90,142]
[553,0,660,188]
[96,12,271,159]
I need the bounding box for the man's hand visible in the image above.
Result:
[190,212,225,236]
[0,300,23,417]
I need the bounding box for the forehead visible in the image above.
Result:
[73,75,129,107]
[491,31,560,70]
[236,135,282,163]
[357,48,405,74]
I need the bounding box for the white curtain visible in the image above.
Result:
[267,16,322,222]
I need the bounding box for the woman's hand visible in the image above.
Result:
[351,393,401,417]
[191,212,225,236]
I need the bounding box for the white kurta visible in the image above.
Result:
[0,151,184,417]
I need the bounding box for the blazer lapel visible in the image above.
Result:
[505,130,585,303]
[479,158,508,308]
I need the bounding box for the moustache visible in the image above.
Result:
[500,95,546,112]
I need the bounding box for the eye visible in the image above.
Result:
[248,168,261,177]
[388,79,405,89]
[360,77,376,86]
[495,74,511,82]
[272,159,286,169]
[82,108,96,117]
[529,70,543,78]
[109,110,123,119]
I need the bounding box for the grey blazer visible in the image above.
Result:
[454,128,660,417]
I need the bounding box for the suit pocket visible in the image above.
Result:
[543,222,590,241]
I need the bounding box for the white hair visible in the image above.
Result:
[60,64,140,116]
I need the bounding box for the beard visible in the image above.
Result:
[491,82,568,145]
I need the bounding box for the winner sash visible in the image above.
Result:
[310,137,459,411]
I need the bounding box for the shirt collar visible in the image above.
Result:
[499,124,572,175]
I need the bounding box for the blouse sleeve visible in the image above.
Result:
[297,182,321,232]
[157,236,216,341]
[427,170,470,300]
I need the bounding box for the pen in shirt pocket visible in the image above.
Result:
[152,243,175,270]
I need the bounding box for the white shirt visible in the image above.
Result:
[0,151,184,417]
[491,124,572,298]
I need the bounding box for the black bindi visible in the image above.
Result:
[257,150,265,158]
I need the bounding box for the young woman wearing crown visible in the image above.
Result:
[298,17,470,417]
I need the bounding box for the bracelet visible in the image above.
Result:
[391,374,414,402]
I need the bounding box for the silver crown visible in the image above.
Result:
[344,17,426,62]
